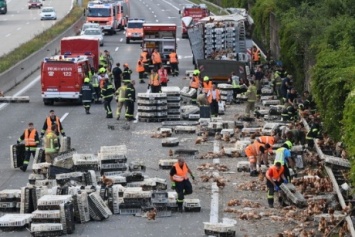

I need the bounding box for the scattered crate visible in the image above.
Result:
[237,161,250,172]
[100,163,128,175]
[220,129,234,136]
[280,183,307,207]
[128,161,146,172]
[100,145,127,154]
[159,159,177,169]
[59,136,71,153]
[173,149,199,156]
[0,96,30,103]
[33,148,45,164]
[72,154,99,171]
[174,125,197,134]
[151,191,168,204]
[30,223,63,237]
[262,100,280,106]
[241,127,262,136]
[28,174,45,185]
[183,199,201,212]
[119,202,141,215]
[20,186,34,214]
[261,123,281,136]
[162,137,179,147]
[260,95,276,100]
[32,210,61,223]
[161,121,199,127]
[180,105,200,119]
[120,172,144,183]
[84,170,97,186]
[53,150,75,169]
[47,165,73,179]
[203,222,236,237]
[37,195,72,210]
[98,153,127,163]
[0,214,32,230]
[261,87,273,95]
[55,172,85,186]
[59,202,75,234]
[104,175,127,186]
[324,155,351,169]
[10,144,25,169]
[88,192,112,221]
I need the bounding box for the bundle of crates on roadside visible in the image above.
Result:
[137,93,168,122]
[98,145,128,175]
[161,86,181,120]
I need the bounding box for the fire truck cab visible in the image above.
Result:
[179,4,210,38]
[86,1,117,35]
[41,55,91,105]
[125,18,144,44]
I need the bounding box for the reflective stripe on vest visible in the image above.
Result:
[25,129,37,147]
[274,147,286,165]
[172,162,188,182]
[46,117,60,133]
[150,73,160,86]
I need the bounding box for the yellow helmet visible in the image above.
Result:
[99,68,106,74]
[203,76,209,81]
[84,77,90,83]
[193,69,200,75]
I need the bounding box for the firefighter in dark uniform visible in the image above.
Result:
[80,77,96,114]
[306,118,322,149]
[41,110,65,137]
[17,122,40,172]
[170,158,195,212]
[122,63,132,84]
[101,78,115,118]
[125,80,136,121]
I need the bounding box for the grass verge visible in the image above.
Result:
[0,3,87,73]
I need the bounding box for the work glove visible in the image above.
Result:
[16,141,20,145]
[275,186,280,192]
[284,179,288,184]
[171,182,176,190]
[191,174,195,181]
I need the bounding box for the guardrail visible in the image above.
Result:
[0,16,85,94]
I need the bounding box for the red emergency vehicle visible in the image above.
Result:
[179,4,210,38]
[41,55,91,105]
[60,36,100,70]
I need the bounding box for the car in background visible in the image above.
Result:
[40,7,57,20]
[80,23,101,35]
[28,0,42,9]
[82,28,104,46]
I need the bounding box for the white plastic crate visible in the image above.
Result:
[183,199,201,212]
[241,127,262,135]
[98,153,127,163]
[0,214,32,227]
[262,100,281,106]
[261,123,281,136]
[0,189,21,200]
[237,161,250,172]
[174,126,196,133]
[103,171,125,176]
[30,223,63,232]
[105,175,127,184]
[208,121,223,130]
[100,163,128,170]
[88,192,112,220]
[138,105,168,111]
[34,179,57,188]
[32,162,51,172]
[28,174,45,184]
[32,210,61,219]
[72,154,99,166]
[260,95,276,101]
[161,137,179,147]
[220,129,234,136]
[53,151,74,169]
[37,195,72,207]
[123,190,151,199]
[126,179,156,189]
[161,86,181,95]
[261,87,273,95]
[99,145,127,154]
[203,222,236,234]
[137,92,167,99]
[159,159,177,168]
[73,192,90,223]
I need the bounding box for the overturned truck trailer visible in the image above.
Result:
[188,11,254,82]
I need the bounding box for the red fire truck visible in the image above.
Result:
[60,36,100,70]
[179,4,210,38]
[41,55,91,105]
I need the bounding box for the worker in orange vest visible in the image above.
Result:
[265,162,287,208]
[244,142,270,176]
[148,69,161,93]
[140,48,149,77]
[207,83,220,117]
[17,122,40,172]
[189,70,200,104]
[202,76,213,93]
[255,134,278,164]
[169,49,179,76]
[158,65,169,87]
[151,48,162,71]
[170,158,195,212]
[136,56,145,84]
[252,46,261,66]
[41,110,65,137]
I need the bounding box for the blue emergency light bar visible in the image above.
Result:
[64,52,72,56]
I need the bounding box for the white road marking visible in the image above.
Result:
[115,47,119,51]
[162,0,179,11]
[151,11,154,14]
[26,22,30,25]
[156,19,159,22]
[0,76,40,111]
[154,15,157,18]
[4,18,7,21]
[60,113,69,122]
[120,38,123,42]
[11,14,14,17]
[210,180,219,223]
[168,16,176,19]
[183,55,193,58]
[5,34,11,37]
[17,27,22,31]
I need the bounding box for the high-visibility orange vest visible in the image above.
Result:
[136,59,145,72]
[172,162,188,182]
[158,68,168,83]
[245,141,264,157]
[257,136,275,146]
[203,81,213,93]
[190,76,200,89]
[141,52,148,63]
[207,89,220,104]
[46,117,61,133]
[25,129,37,147]
[150,73,160,86]
[152,52,162,64]
[169,52,178,63]
[252,49,260,61]
[266,165,284,181]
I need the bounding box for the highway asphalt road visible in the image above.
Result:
[0,0,216,236]
[0,0,73,57]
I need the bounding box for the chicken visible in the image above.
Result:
[318,217,326,232]
[102,175,113,187]
[200,175,211,182]
[222,133,230,142]
[258,172,264,182]
[214,132,222,140]
[168,149,173,157]
[151,133,163,138]
[215,178,226,189]
[227,199,240,206]
[146,208,157,220]
[195,137,203,144]
[0,91,3,97]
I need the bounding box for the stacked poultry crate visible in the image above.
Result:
[98,145,128,176]
[161,86,181,120]
[0,189,21,213]
[137,93,168,122]
[217,83,233,104]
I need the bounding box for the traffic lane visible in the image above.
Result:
[0,0,73,56]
